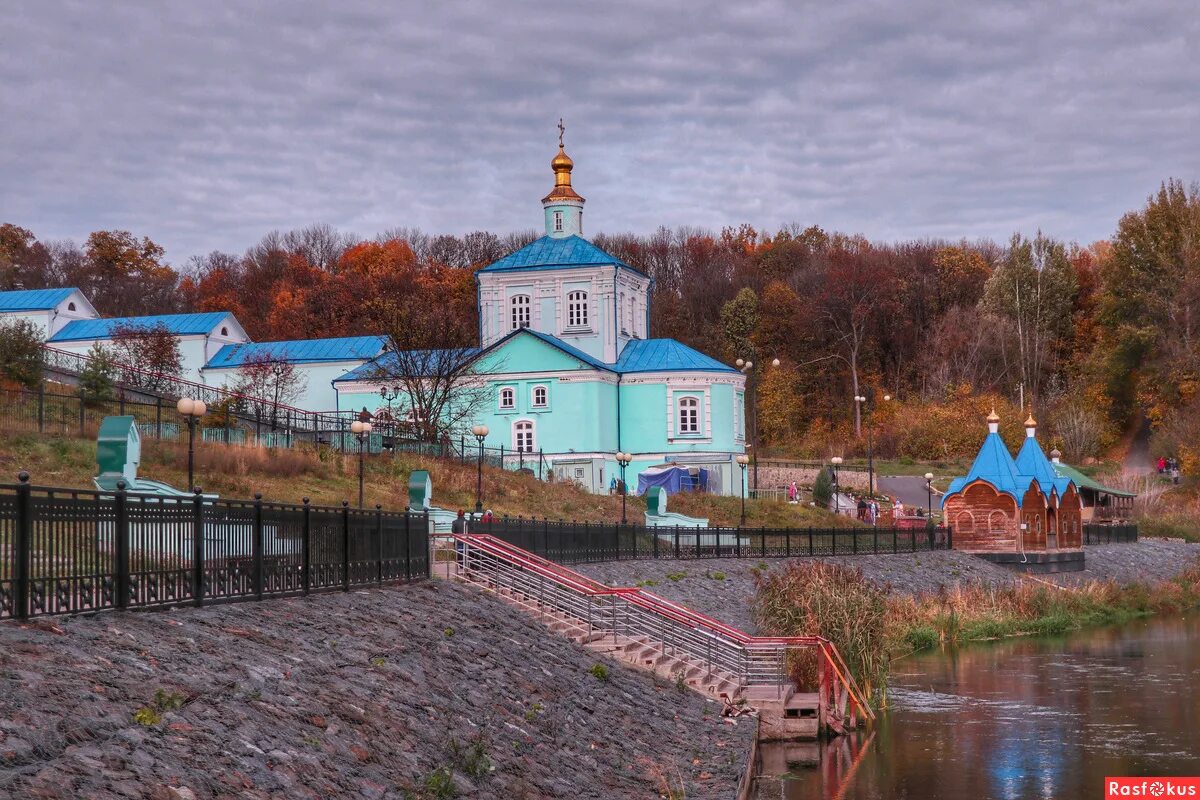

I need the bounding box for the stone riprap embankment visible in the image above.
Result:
[0,580,753,799]
[576,540,1200,632]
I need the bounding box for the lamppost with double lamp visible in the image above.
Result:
[350,419,372,508]
[830,456,843,516]
[736,454,750,525]
[854,392,891,497]
[176,397,208,492]
[925,472,934,518]
[736,356,780,499]
[472,424,489,513]
[615,452,632,524]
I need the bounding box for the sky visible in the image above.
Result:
[2,1,1198,265]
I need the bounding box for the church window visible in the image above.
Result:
[531,385,548,408]
[514,420,535,452]
[554,211,564,232]
[499,387,515,410]
[67,302,76,311]
[678,396,700,435]
[220,326,228,336]
[510,295,530,329]
[567,291,588,328]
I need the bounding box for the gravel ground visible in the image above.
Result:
[0,580,753,800]
[577,540,1200,632]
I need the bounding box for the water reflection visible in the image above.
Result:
[768,614,1200,799]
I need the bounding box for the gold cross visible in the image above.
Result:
[557,118,565,148]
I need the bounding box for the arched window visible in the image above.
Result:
[67,302,76,311]
[499,387,515,410]
[510,295,531,330]
[553,210,564,232]
[955,510,976,533]
[988,510,1008,531]
[567,291,588,328]
[531,385,548,408]
[678,396,699,434]
[513,420,535,452]
[220,326,228,336]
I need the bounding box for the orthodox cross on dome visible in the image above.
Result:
[558,118,565,148]
[543,118,584,238]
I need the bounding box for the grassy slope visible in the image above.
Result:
[0,428,857,528]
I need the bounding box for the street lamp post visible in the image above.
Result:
[854,392,891,497]
[736,454,749,525]
[737,357,780,499]
[350,419,372,508]
[176,398,208,492]
[616,452,632,524]
[925,472,934,519]
[472,424,489,513]
[830,456,843,516]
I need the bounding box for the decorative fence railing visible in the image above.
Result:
[466,515,952,565]
[1083,523,1138,544]
[0,473,430,621]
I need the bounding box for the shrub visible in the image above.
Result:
[77,343,117,404]
[0,318,43,389]
[812,467,833,506]
[589,663,610,682]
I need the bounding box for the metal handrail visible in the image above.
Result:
[455,533,874,720]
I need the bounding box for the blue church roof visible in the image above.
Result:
[1015,434,1073,498]
[478,235,631,273]
[942,431,1033,508]
[0,288,78,311]
[333,347,482,382]
[206,336,388,369]
[615,339,738,373]
[49,312,236,342]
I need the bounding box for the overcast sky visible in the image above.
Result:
[2,1,1198,264]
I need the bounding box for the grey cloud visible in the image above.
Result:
[1,0,1198,263]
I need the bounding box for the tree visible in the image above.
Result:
[109,322,183,393]
[77,343,118,404]
[0,224,37,289]
[81,230,180,315]
[983,232,1078,403]
[0,318,43,389]
[233,354,308,430]
[719,287,759,364]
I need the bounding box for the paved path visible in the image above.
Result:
[877,475,938,512]
[1124,416,1155,475]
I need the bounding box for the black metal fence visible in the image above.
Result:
[1083,523,1138,544]
[0,474,430,621]
[472,515,953,565]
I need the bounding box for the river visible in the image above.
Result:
[756,613,1200,799]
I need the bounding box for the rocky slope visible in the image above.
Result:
[0,580,754,799]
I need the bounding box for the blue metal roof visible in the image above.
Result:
[205,336,388,369]
[615,339,738,373]
[0,288,78,311]
[49,312,236,342]
[942,431,1033,508]
[333,348,481,382]
[1015,435,1074,498]
[477,235,631,273]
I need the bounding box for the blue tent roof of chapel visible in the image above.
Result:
[0,288,78,311]
[1015,435,1074,498]
[942,431,1032,508]
[205,336,388,369]
[615,339,739,373]
[477,235,632,273]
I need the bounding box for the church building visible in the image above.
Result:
[335,135,748,495]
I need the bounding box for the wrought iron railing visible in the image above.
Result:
[0,473,429,621]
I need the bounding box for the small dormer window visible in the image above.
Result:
[220,326,228,336]
[553,210,564,232]
[67,302,76,312]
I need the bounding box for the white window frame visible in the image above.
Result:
[677,396,700,435]
[531,384,549,408]
[498,386,516,410]
[735,392,745,442]
[510,294,531,330]
[566,290,589,329]
[553,210,564,232]
[513,419,536,452]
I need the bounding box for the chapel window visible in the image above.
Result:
[567,291,588,328]
[514,420,535,452]
[678,396,699,435]
[554,211,564,232]
[510,295,531,329]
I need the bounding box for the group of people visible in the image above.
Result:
[1157,456,1182,485]
[854,497,883,525]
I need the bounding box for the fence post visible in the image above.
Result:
[613,523,619,561]
[114,479,129,610]
[947,526,953,550]
[653,523,659,559]
[37,384,44,433]
[404,509,412,581]
[302,498,311,594]
[785,528,791,558]
[674,526,680,559]
[13,472,32,620]
[78,389,86,435]
[893,527,898,554]
[376,504,384,585]
[155,396,162,438]
[342,500,351,591]
[253,493,264,601]
[832,527,837,556]
[192,489,205,607]
[852,526,858,555]
[808,527,813,556]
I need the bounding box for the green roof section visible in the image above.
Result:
[1052,462,1137,498]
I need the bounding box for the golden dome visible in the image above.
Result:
[1025,410,1037,427]
[551,146,573,172]
[986,408,1000,423]
[542,123,584,204]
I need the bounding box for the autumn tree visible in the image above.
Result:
[109,322,183,393]
[81,231,180,316]
[233,354,308,430]
[77,343,118,404]
[720,287,759,364]
[0,318,44,389]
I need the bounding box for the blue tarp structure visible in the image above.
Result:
[637,465,709,495]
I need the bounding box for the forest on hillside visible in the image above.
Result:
[3,179,1199,467]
